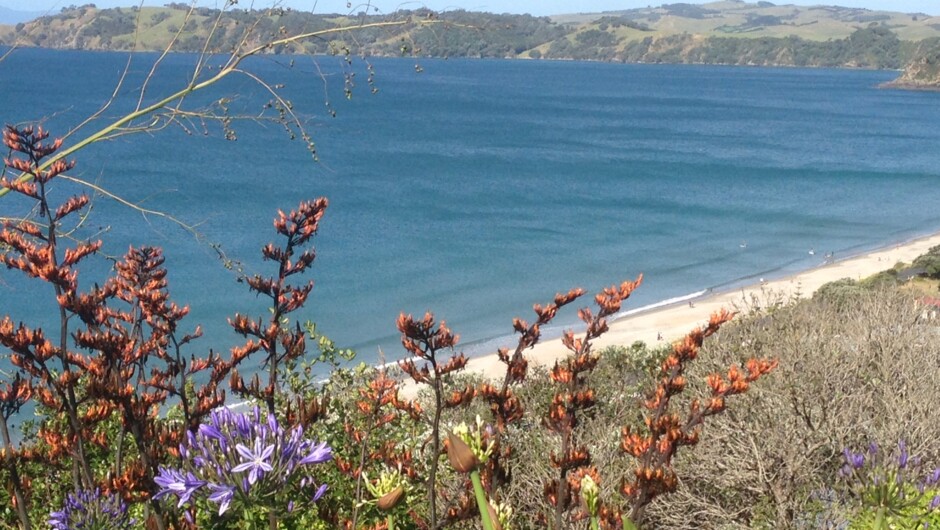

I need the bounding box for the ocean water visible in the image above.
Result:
[1,48,939,378]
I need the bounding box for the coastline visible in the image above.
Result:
[879,79,940,91]
[457,230,940,382]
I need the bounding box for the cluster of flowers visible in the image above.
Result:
[840,440,940,527]
[154,405,332,516]
[48,488,134,530]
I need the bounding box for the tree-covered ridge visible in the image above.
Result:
[542,24,913,68]
[2,1,940,77]
[0,4,563,58]
[883,38,940,89]
[551,1,940,42]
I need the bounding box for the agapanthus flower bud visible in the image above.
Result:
[364,468,408,511]
[581,474,600,517]
[447,432,479,473]
[489,500,513,530]
[377,486,405,511]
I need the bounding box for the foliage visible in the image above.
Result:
[912,244,940,279]
[886,38,940,89]
[839,441,940,529]
[813,277,869,309]
[614,27,910,68]
[643,286,940,529]
[6,3,940,72]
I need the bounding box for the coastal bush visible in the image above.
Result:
[859,269,898,289]
[644,286,940,529]
[813,277,869,309]
[913,245,940,279]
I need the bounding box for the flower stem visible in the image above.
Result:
[470,471,496,530]
[387,514,396,530]
[623,515,639,530]
[873,506,887,530]
[590,516,601,530]
[0,20,415,200]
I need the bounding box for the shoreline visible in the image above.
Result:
[456,230,940,382]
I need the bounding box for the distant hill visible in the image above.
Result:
[550,1,939,42]
[2,1,940,77]
[0,6,42,25]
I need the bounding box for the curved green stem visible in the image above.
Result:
[470,471,496,530]
[0,20,416,200]
[873,506,887,530]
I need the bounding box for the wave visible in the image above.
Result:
[611,289,710,322]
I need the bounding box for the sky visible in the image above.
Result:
[4,0,940,17]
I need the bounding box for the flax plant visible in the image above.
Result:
[0,125,105,516]
[476,288,585,500]
[1,125,234,528]
[0,373,31,528]
[619,309,777,528]
[397,311,470,528]
[67,244,210,520]
[543,276,643,529]
[228,198,327,415]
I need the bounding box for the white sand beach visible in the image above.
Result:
[457,231,940,381]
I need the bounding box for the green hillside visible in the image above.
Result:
[2,0,940,81]
[552,1,940,42]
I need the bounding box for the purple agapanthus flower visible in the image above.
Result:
[898,440,910,469]
[843,447,865,470]
[154,468,207,507]
[207,482,236,515]
[232,439,275,484]
[49,488,134,530]
[299,441,332,466]
[154,406,331,519]
[840,440,940,526]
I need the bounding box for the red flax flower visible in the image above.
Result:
[0,125,105,512]
[544,276,642,529]
[396,310,468,528]
[619,309,777,526]
[228,198,328,414]
[436,287,586,520]
[1,126,214,530]
[0,373,32,526]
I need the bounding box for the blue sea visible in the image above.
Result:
[1,48,940,379]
